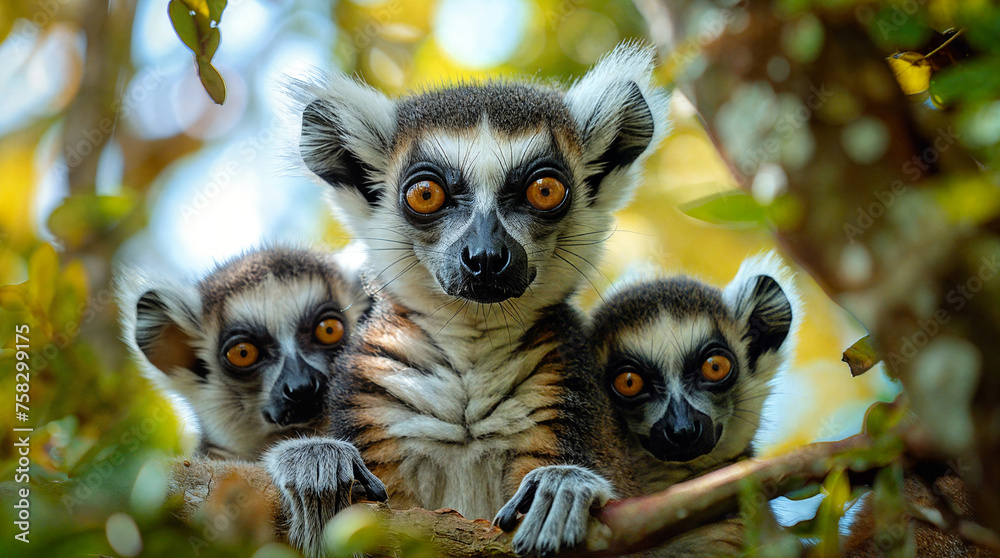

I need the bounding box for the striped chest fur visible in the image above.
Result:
[329,301,586,520]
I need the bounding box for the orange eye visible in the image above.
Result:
[405,180,446,214]
[701,355,732,382]
[315,318,345,345]
[612,370,645,397]
[226,342,259,368]
[526,177,566,211]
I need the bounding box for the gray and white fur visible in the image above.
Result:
[117,245,371,461]
[588,253,802,555]
[265,43,671,557]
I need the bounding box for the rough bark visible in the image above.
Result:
[159,433,911,557]
[633,0,1000,532]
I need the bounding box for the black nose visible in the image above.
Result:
[643,399,718,462]
[461,244,511,276]
[282,373,322,403]
[662,416,703,447]
[263,355,327,427]
[444,211,531,303]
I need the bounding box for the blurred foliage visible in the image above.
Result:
[7,0,999,555]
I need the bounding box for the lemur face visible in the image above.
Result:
[297,45,670,314]
[591,255,799,466]
[120,247,370,460]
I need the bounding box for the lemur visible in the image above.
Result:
[240,43,671,557]
[568,253,801,555]
[118,246,371,462]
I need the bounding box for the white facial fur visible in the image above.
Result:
[117,248,369,461]
[296,43,671,338]
[594,253,802,488]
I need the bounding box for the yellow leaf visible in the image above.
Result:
[180,0,210,20]
[842,335,881,377]
[887,52,932,95]
[51,259,89,337]
[27,243,58,315]
[934,176,1000,224]
[60,260,89,307]
[0,142,37,250]
[46,194,136,249]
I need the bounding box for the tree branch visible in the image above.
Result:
[193,433,895,557]
[634,0,1000,532]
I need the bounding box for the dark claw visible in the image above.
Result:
[353,457,388,502]
[495,504,520,532]
[495,477,538,532]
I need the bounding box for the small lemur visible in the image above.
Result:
[590,253,800,491]
[118,246,372,461]
[576,253,801,555]
[219,43,670,557]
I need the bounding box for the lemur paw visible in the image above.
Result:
[494,465,613,557]
[264,437,387,558]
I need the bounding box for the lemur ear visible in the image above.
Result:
[564,43,671,209]
[723,253,800,371]
[298,74,397,218]
[132,288,205,378]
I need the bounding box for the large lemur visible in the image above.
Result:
[238,44,670,557]
[565,253,801,555]
[118,246,371,461]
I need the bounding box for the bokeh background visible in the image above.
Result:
[0,0,896,555]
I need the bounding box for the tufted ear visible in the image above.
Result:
[297,74,397,226]
[115,266,207,381]
[133,288,206,378]
[564,42,671,210]
[723,253,800,372]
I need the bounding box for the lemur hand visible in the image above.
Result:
[264,437,387,558]
[494,465,613,557]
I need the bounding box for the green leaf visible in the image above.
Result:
[46,194,136,250]
[843,335,881,377]
[781,14,825,64]
[871,464,910,557]
[203,27,221,60]
[206,0,226,23]
[813,468,850,558]
[197,56,227,104]
[323,507,383,556]
[863,400,905,438]
[179,0,210,21]
[680,190,770,228]
[168,0,200,53]
[931,57,1000,105]
[868,7,932,50]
